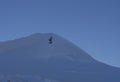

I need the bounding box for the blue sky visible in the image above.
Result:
[0,0,120,67]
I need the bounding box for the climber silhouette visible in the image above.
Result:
[49,36,53,44]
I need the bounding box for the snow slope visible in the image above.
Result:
[0,33,120,82]
[0,33,94,62]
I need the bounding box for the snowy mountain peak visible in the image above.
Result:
[0,33,94,63]
[0,33,120,82]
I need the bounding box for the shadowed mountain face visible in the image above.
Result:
[0,33,120,82]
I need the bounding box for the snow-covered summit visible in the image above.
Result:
[0,33,94,63]
[0,33,120,82]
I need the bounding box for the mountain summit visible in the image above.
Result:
[0,33,120,82]
[0,33,94,62]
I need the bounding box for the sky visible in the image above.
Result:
[0,0,120,67]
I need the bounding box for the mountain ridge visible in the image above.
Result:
[0,33,120,82]
[0,33,95,63]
